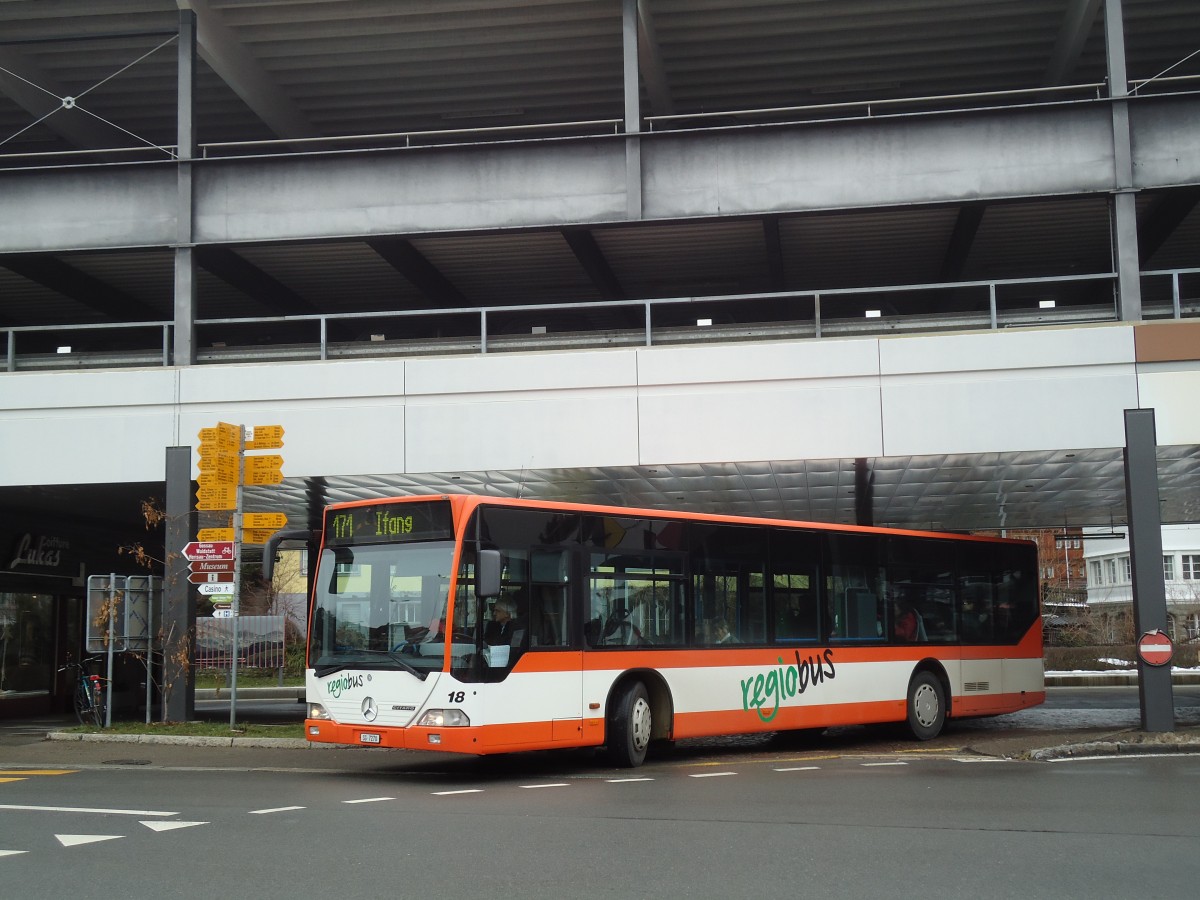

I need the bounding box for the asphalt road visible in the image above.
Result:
[1,734,1198,900]
[3,685,1200,898]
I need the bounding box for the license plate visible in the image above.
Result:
[360,733,381,744]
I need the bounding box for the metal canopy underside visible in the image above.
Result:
[236,445,1200,535]
[2,446,1199,545]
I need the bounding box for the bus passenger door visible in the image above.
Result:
[528,577,584,742]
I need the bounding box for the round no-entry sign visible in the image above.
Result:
[1137,630,1174,667]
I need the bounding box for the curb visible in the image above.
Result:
[46,731,334,750]
[196,687,304,700]
[1026,739,1200,760]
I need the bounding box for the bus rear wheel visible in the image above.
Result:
[906,671,945,741]
[607,681,652,767]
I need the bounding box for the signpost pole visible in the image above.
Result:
[106,573,116,728]
[145,577,154,725]
[230,426,245,730]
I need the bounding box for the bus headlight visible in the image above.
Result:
[417,709,470,727]
[308,703,331,720]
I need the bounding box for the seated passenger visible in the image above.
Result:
[710,617,737,644]
[893,603,919,642]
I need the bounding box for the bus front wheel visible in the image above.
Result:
[906,671,945,741]
[607,681,652,767]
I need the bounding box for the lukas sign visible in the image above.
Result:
[8,533,69,570]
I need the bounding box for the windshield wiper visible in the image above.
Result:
[314,650,429,681]
[355,649,429,681]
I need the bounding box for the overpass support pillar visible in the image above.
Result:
[173,8,197,366]
[1105,0,1142,321]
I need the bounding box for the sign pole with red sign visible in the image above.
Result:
[1137,630,1174,668]
[1123,409,1175,733]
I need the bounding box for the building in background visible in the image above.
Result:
[1084,524,1200,642]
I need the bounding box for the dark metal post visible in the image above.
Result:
[1122,409,1174,732]
[164,445,196,722]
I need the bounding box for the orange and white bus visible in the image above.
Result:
[268,494,1043,766]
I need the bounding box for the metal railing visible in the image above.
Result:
[195,615,287,671]
[4,268,1197,374]
[3,77,1197,170]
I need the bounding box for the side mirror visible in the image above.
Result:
[263,529,317,581]
[476,549,502,599]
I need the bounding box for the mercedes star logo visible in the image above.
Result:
[361,696,378,722]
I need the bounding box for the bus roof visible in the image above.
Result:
[321,493,1033,546]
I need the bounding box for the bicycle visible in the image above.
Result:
[58,658,106,727]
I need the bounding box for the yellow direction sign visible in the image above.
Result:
[242,528,283,545]
[197,467,238,487]
[197,527,235,542]
[244,454,284,485]
[198,422,240,453]
[245,424,284,450]
[195,485,237,511]
[197,452,238,473]
[244,512,287,530]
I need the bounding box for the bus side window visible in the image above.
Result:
[690,523,767,645]
[824,532,886,641]
[769,528,820,643]
[528,549,569,648]
[773,576,817,641]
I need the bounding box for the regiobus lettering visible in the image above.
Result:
[324,673,364,699]
[741,650,836,723]
[265,494,1044,767]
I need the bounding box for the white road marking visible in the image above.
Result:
[141,821,208,832]
[520,783,569,789]
[0,850,29,858]
[0,804,176,816]
[774,766,821,772]
[688,771,737,778]
[249,806,307,815]
[342,797,394,804]
[606,777,654,783]
[861,761,908,767]
[432,789,484,796]
[56,834,123,847]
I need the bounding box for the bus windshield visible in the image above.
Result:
[308,540,456,678]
